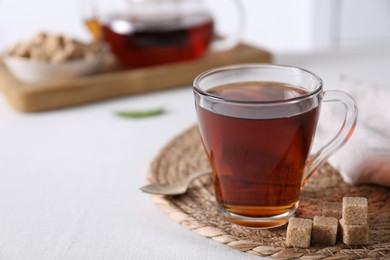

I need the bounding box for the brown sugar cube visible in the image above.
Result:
[286,217,313,248]
[342,197,368,225]
[311,216,338,245]
[339,218,369,245]
[322,202,342,219]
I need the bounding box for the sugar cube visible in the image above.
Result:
[311,216,338,245]
[339,218,369,245]
[342,197,368,225]
[322,202,342,219]
[286,217,313,248]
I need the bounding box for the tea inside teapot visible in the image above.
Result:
[101,0,214,67]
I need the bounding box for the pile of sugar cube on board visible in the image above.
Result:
[286,197,369,248]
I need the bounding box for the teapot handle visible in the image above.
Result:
[210,0,245,52]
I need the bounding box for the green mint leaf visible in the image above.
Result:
[116,107,165,119]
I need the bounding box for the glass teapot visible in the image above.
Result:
[81,0,244,68]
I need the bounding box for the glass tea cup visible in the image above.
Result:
[193,64,357,228]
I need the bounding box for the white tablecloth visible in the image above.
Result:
[1,50,389,259]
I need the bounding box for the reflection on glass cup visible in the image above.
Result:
[193,64,358,228]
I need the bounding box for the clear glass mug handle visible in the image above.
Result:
[302,90,358,187]
[209,0,245,52]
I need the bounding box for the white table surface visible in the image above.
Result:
[1,50,389,260]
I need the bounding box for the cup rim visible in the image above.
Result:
[193,63,323,105]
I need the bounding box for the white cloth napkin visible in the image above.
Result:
[316,77,390,187]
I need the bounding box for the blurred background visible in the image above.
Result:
[0,0,389,54]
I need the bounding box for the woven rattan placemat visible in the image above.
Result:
[147,125,390,259]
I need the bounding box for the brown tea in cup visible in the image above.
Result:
[197,82,320,220]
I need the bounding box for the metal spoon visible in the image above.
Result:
[139,169,211,196]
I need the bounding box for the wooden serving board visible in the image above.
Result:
[0,43,272,112]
